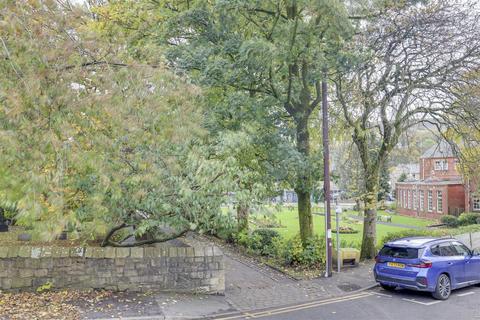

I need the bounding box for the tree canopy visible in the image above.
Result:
[0,1,235,244]
[334,0,480,258]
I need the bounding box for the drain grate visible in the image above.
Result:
[337,283,362,292]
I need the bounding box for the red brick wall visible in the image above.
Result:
[448,185,466,216]
[395,183,464,219]
[421,157,461,181]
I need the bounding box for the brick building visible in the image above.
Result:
[396,141,480,219]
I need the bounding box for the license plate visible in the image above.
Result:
[387,262,405,268]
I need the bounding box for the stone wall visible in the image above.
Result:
[0,244,224,294]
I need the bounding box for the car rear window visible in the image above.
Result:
[379,246,419,259]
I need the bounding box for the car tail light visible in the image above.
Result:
[410,260,432,268]
[375,256,385,263]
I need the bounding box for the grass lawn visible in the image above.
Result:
[255,207,438,248]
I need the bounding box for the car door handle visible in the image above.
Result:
[448,262,453,265]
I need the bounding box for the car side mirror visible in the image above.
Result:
[472,249,480,256]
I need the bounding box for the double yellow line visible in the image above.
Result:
[212,291,373,320]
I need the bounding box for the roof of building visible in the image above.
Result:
[421,140,456,159]
[396,179,464,186]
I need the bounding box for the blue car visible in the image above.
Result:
[374,237,480,300]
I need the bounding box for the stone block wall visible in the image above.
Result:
[0,244,224,294]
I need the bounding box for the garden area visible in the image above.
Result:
[220,205,480,278]
[264,207,437,248]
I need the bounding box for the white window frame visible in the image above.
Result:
[419,190,424,211]
[409,190,413,209]
[413,190,417,210]
[473,195,480,212]
[434,159,448,171]
[428,190,433,212]
[406,190,410,209]
[437,191,443,213]
[403,190,406,209]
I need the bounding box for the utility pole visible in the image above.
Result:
[322,76,332,277]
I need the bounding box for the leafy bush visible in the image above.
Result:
[441,215,459,228]
[381,224,480,250]
[380,229,440,246]
[458,213,480,226]
[251,229,281,256]
[276,234,325,267]
[210,214,237,243]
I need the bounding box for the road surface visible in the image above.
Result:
[208,285,480,320]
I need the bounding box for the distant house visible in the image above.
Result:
[395,141,480,218]
[271,182,343,204]
[272,190,299,203]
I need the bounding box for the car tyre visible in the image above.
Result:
[380,283,396,291]
[432,274,451,300]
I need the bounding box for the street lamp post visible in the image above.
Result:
[322,77,332,277]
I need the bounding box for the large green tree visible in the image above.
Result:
[0,1,234,244]
[334,0,480,258]
[93,0,352,245]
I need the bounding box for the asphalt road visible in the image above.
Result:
[208,286,480,320]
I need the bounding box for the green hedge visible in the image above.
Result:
[380,224,480,248]
[441,215,459,228]
[458,213,480,226]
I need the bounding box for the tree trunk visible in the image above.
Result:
[297,190,313,244]
[360,170,380,260]
[295,114,314,245]
[237,204,249,233]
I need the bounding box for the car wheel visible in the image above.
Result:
[432,274,451,300]
[380,283,396,291]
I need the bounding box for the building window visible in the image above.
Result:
[406,190,410,209]
[434,160,448,171]
[419,190,424,211]
[473,195,480,212]
[403,190,406,209]
[413,190,417,210]
[409,190,413,209]
[437,191,443,213]
[428,190,433,212]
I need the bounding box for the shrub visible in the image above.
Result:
[211,214,237,243]
[251,229,281,256]
[277,234,325,267]
[332,226,359,234]
[380,229,440,246]
[441,215,459,228]
[458,213,480,226]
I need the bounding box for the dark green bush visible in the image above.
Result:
[251,229,280,256]
[210,214,237,243]
[458,213,480,226]
[441,215,459,228]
